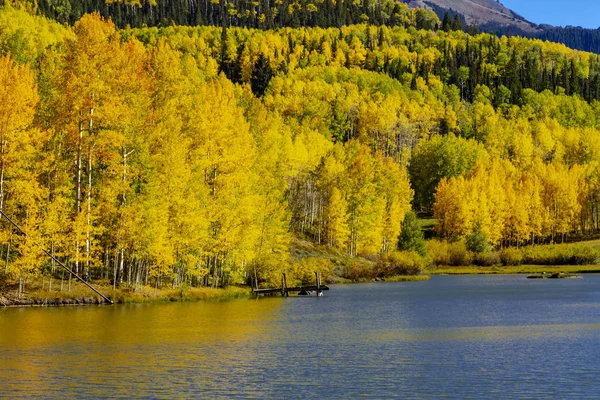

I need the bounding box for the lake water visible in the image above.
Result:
[1,275,600,398]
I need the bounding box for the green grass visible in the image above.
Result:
[580,239,600,253]
[426,265,600,275]
[418,218,436,239]
[418,218,436,230]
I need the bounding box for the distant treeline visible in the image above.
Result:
[34,0,439,29]
[538,26,600,55]
[12,0,595,55]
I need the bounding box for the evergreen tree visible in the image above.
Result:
[250,54,273,98]
[397,211,426,256]
[441,12,452,32]
[452,14,463,31]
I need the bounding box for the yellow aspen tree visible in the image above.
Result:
[522,173,544,244]
[323,187,350,250]
[0,56,38,214]
[0,56,47,292]
[377,157,413,253]
[53,14,130,277]
[503,181,530,246]
[190,76,258,287]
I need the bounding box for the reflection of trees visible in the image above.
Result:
[0,299,284,396]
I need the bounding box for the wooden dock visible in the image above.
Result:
[253,271,329,297]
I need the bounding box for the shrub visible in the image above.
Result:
[500,248,523,266]
[521,244,598,265]
[474,251,500,266]
[569,246,599,265]
[427,239,451,266]
[427,239,472,266]
[342,259,376,282]
[376,251,424,277]
[448,241,472,266]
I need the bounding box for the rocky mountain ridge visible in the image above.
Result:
[405,0,540,33]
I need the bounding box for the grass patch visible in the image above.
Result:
[335,275,430,283]
[418,217,436,239]
[426,265,600,275]
[385,275,430,282]
[1,278,252,306]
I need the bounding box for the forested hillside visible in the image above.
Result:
[12,0,600,56]
[2,4,600,294]
[32,0,441,28]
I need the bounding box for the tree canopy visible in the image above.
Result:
[2,6,600,290]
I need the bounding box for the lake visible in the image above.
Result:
[1,275,600,398]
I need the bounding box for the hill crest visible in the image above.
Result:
[405,0,540,33]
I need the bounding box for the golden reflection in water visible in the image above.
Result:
[1,297,285,347]
[0,297,285,397]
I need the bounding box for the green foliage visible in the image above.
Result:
[466,230,490,254]
[409,135,484,210]
[250,54,273,98]
[0,6,72,64]
[34,0,440,30]
[398,211,426,256]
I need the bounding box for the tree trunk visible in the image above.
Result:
[85,147,92,281]
[113,251,119,290]
[18,272,23,299]
[119,248,125,285]
[4,240,10,274]
[76,119,84,275]
[0,133,5,212]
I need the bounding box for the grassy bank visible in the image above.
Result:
[335,275,430,284]
[426,265,600,275]
[384,275,431,282]
[0,280,252,307]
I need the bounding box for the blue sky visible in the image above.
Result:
[501,0,600,29]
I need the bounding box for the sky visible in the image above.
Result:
[501,0,600,29]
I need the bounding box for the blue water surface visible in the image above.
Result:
[1,275,600,398]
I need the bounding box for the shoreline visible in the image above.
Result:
[1,275,432,307]
[426,265,600,275]
[5,267,598,308]
[334,275,431,284]
[0,285,253,308]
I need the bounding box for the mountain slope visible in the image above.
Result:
[406,0,600,54]
[406,0,539,33]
